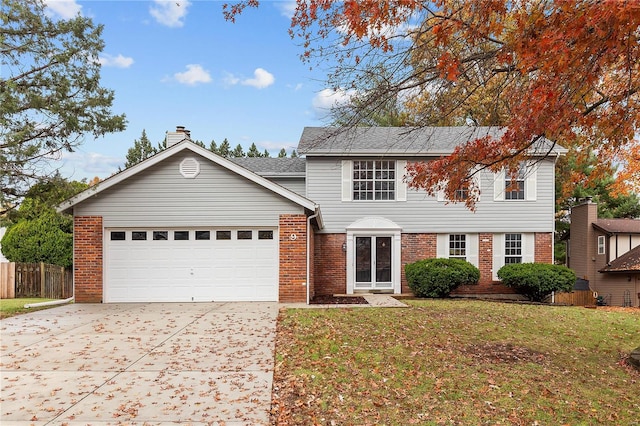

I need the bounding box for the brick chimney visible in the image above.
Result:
[166,125,191,147]
[568,197,598,281]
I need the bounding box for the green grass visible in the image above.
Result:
[0,298,57,319]
[272,300,640,425]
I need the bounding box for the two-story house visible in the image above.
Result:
[58,126,566,303]
[567,198,640,307]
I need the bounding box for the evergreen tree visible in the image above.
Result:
[192,140,206,148]
[1,0,126,212]
[124,130,157,168]
[263,149,270,158]
[291,149,299,158]
[231,144,245,158]
[209,140,218,154]
[247,143,261,158]
[218,139,231,158]
[278,148,287,158]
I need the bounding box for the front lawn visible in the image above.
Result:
[272,300,639,425]
[0,298,56,319]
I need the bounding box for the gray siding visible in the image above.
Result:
[268,177,306,197]
[75,151,304,227]
[306,157,556,233]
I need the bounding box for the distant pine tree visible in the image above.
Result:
[231,144,245,158]
[124,130,157,168]
[247,143,261,157]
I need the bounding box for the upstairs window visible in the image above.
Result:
[597,235,605,255]
[505,166,526,200]
[353,160,395,201]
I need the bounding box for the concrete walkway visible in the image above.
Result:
[1,302,278,425]
[282,294,409,309]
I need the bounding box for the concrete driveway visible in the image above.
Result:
[0,302,279,425]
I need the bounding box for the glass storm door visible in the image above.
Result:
[355,236,392,289]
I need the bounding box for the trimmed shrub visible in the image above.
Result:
[497,263,576,302]
[405,258,480,298]
[1,211,73,268]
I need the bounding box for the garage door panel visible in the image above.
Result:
[105,228,278,302]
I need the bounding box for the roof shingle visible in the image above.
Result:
[297,126,566,156]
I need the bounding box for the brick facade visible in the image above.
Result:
[313,234,347,296]
[278,214,308,302]
[74,216,103,303]
[534,232,553,264]
[400,234,437,294]
[312,232,556,297]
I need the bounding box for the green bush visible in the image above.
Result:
[497,263,576,302]
[1,211,73,268]
[405,258,480,298]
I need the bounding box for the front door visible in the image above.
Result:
[355,236,392,290]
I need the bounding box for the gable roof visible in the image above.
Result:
[230,157,305,177]
[297,126,568,157]
[593,218,640,235]
[599,245,640,273]
[57,141,322,227]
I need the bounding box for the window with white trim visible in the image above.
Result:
[505,167,526,200]
[505,233,522,264]
[353,160,395,201]
[494,165,536,201]
[449,234,466,260]
[597,235,605,255]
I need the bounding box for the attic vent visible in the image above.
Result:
[180,157,200,178]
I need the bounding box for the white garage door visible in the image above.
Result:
[105,229,278,302]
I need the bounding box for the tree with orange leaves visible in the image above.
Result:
[225,0,640,206]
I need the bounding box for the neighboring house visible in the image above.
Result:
[58,126,566,304]
[566,198,640,307]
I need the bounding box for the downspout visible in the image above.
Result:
[24,297,74,309]
[306,209,320,305]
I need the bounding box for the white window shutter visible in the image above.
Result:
[467,233,479,267]
[492,234,504,280]
[493,170,505,201]
[437,234,448,258]
[525,167,537,201]
[396,160,407,201]
[341,160,352,201]
[523,233,535,263]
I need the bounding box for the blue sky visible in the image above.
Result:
[44,0,344,181]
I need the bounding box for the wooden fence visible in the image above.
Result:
[553,290,596,306]
[0,262,72,299]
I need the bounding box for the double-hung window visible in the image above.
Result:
[449,234,466,260]
[505,166,526,200]
[505,233,522,264]
[353,160,395,201]
[597,235,605,255]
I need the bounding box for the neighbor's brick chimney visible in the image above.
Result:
[569,197,598,281]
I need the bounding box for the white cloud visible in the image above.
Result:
[312,88,354,119]
[43,0,82,19]
[275,0,297,19]
[150,0,190,28]
[59,151,123,179]
[174,64,212,85]
[241,68,275,89]
[223,72,240,87]
[99,54,134,69]
[224,68,275,89]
